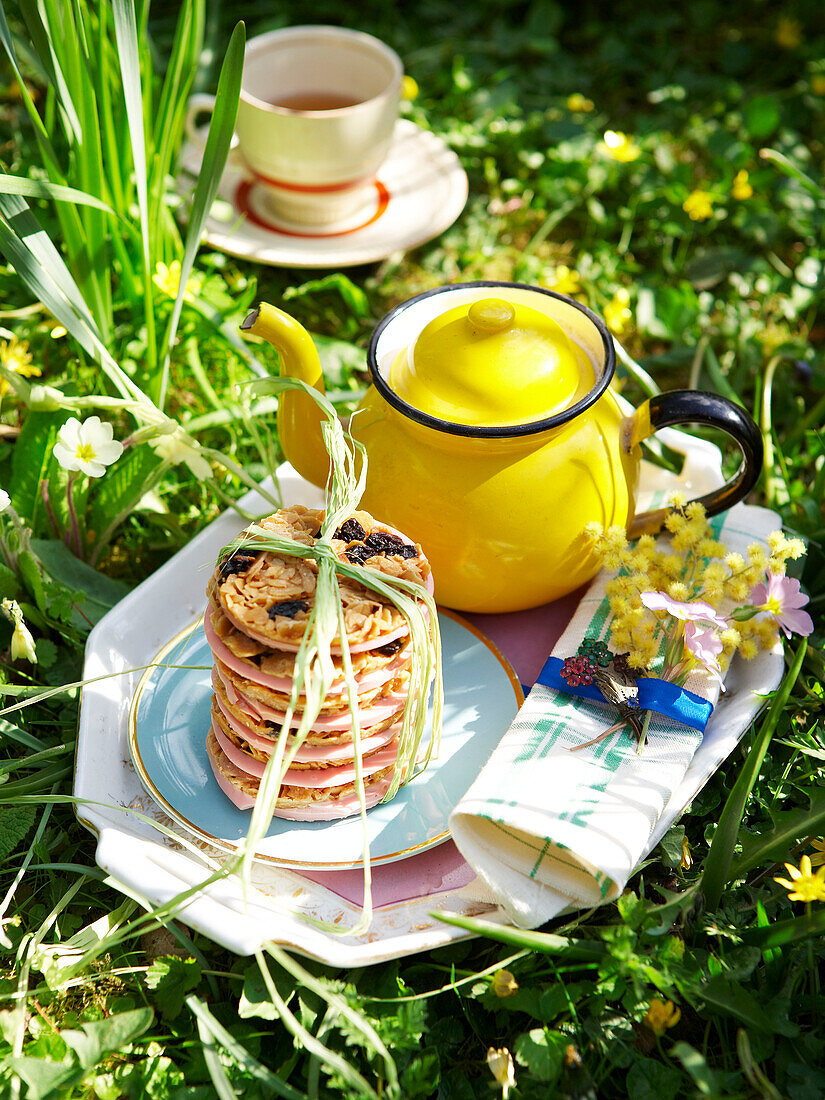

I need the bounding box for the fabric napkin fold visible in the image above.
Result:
[449,502,779,928]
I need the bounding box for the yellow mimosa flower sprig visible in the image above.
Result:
[585,497,812,687]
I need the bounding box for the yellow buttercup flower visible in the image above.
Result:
[604,288,632,334]
[491,969,519,997]
[567,93,594,112]
[774,855,825,903]
[732,169,753,200]
[775,17,801,49]
[809,839,825,868]
[0,334,41,396]
[680,837,693,870]
[683,190,714,221]
[643,998,681,1036]
[401,75,419,101]
[152,260,204,302]
[545,264,582,296]
[599,130,641,163]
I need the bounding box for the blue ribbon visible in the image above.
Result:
[535,657,713,732]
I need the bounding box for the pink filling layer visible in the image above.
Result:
[270,778,392,820]
[211,716,399,786]
[204,606,409,694]
[208,752,256,810]
[206,740,394,819]
[214,690,401,763]
[213,664,407,732]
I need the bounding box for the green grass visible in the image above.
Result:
[0,0,824,1096]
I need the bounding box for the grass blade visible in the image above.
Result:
[0,174,116,214]
[186,995,307,1099]
[157,19,245,406]
[151,0,205,237]
[110,0,149,264]
[741,907,825,949]
[701,640,807,911]
[432,911,606,958]
[17,0,83,143]
[112,0,157,370]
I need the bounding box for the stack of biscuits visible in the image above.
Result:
[204,506,433,821]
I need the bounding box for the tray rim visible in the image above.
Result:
[75,441,784,964]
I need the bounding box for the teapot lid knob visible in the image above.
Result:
[467,298,515,335]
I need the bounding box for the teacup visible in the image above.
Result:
[187,25,402,227]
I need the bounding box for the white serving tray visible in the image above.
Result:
[75,433,783,964]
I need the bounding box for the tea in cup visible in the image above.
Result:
[187,25,402,227]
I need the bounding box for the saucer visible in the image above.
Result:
[176,119,469,268]
[128,612,521,869]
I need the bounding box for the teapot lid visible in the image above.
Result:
[387,296,593,428]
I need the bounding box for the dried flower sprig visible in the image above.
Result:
[585,497,812,687]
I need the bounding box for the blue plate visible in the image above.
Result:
[129,611,521,868]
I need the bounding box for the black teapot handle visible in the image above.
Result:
[627,390,763,538]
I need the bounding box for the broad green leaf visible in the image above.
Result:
[315,334,367,388]
[400,1048,440,1098]
[0,563,18,600]
[657,823,686,868]
[6,1057,79,1099]
[701,641,806,910]
[9,410,66,533]
[695,977,774,1033]
[730,787,825,878]
[31,539,130,624]
[617,889,648,930]
[145,955,201,1020]
[86,446,164,548]
[18,550,46,613]
[743,94,780,138]
[61,1007,154,1069]
[0,804,37,860]
[626,1057,683,1100]
[239,962,293,1021]
[513,1028,566,1083]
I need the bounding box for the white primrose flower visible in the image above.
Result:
[53,416,124,478]
[0,489,9,513]
[150,428,212,481]
[2,598,37,664]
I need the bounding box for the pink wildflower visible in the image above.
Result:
[749,572,813,638]
[684,621,724,685]
[640,591,727,627]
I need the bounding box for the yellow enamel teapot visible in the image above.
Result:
[242,282,762,613]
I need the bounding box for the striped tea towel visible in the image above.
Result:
[449,502,779,928]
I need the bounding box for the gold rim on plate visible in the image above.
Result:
[128,609,523,869]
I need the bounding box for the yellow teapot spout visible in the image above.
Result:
[241,302,331,488]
